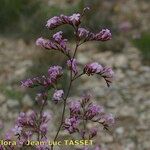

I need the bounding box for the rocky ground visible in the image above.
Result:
[0,37,150,150]
[77,43,150,150]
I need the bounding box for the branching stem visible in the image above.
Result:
[51,30,80,150]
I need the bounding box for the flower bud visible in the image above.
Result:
[69,101,81,115]
[84,62,103,75]
[95,29,112,41]
[69,13,81,26]
[52,90,64,102]
[77,28,89,39]
[67,59,78,75]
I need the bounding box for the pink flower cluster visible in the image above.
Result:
[46,13,81,29]
[21,65,63,88]
[67,58,78,75]
[77,28,112,42]
[64,116,80,134]
[11,110,51,146]
[6,7,116,150]
[84,62,114,86]
[52,89,64,102]
[36,31,69,54]
[64,94,115,138]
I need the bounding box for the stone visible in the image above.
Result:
[129,60,141,71]
[116,127,124,135]
[0,120,4,129]
[114,54,128,68]
[7,112,18,120]
[0,94,6,104]
[77,53,89,64]
[125,141,135,150]
[115,69,125,81]
[118,106,136,117]
[0,104,8,119]
[22,94,33,108]
[7,99,19,109]
[101,134,113,143]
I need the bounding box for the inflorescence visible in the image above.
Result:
[2,7,115,150]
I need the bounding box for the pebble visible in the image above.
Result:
[7,99,19,109]
[0,94,6,104]
[22,94,33,108]
[116,127,124,135]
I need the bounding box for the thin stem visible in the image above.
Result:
[51,27,81,150]
[82,107,86,140]
[51,47,76,150]
[73,43,79,58]
[37,98,47,141]
[72,72,84,81]
[51,66,73,150]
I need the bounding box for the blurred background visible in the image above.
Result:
[0,0,150,150]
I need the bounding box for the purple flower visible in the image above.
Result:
[16,112,26,126]
[12,125,22,135]
[24,131,33,139]
[0,145,4,150]
[40,75,56,87]
[85,104,104,119]
[46,16,63,29]
[17,136,27,147]
[81,92,92,106]
[64,117,80,134]
[84,62,103,75]
[100,67,114,87]
[95,29,112,41]
[36,37,60,50]
[14,110,51,143]
[84,63,114,86]
[42,111,51,123]
[60,39,68,51]
[36,37,48,48]
[36,33,69,53]
[46,13,81,30]
[26,110,37,126]
[40,123,48,135]
[69,100,81,115]
[67,59,78,75]
[101,67,114,78]
[77,28,111,42]
[5,131,13,140]
[48,66,63,79]
[53,31,68,51]
[89,128,98,139]
[69,13,81,26]
[21,79,34,88]
[77,28,90,39]
[53,31,69,52]
[21,66,63,88]
[35,92,47,105]
[17,7,116,147]
[103,113,115,126]
[53,31,63,42]
[36,37,56,49]
[52,90,64,102]
[16,111,37,127]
